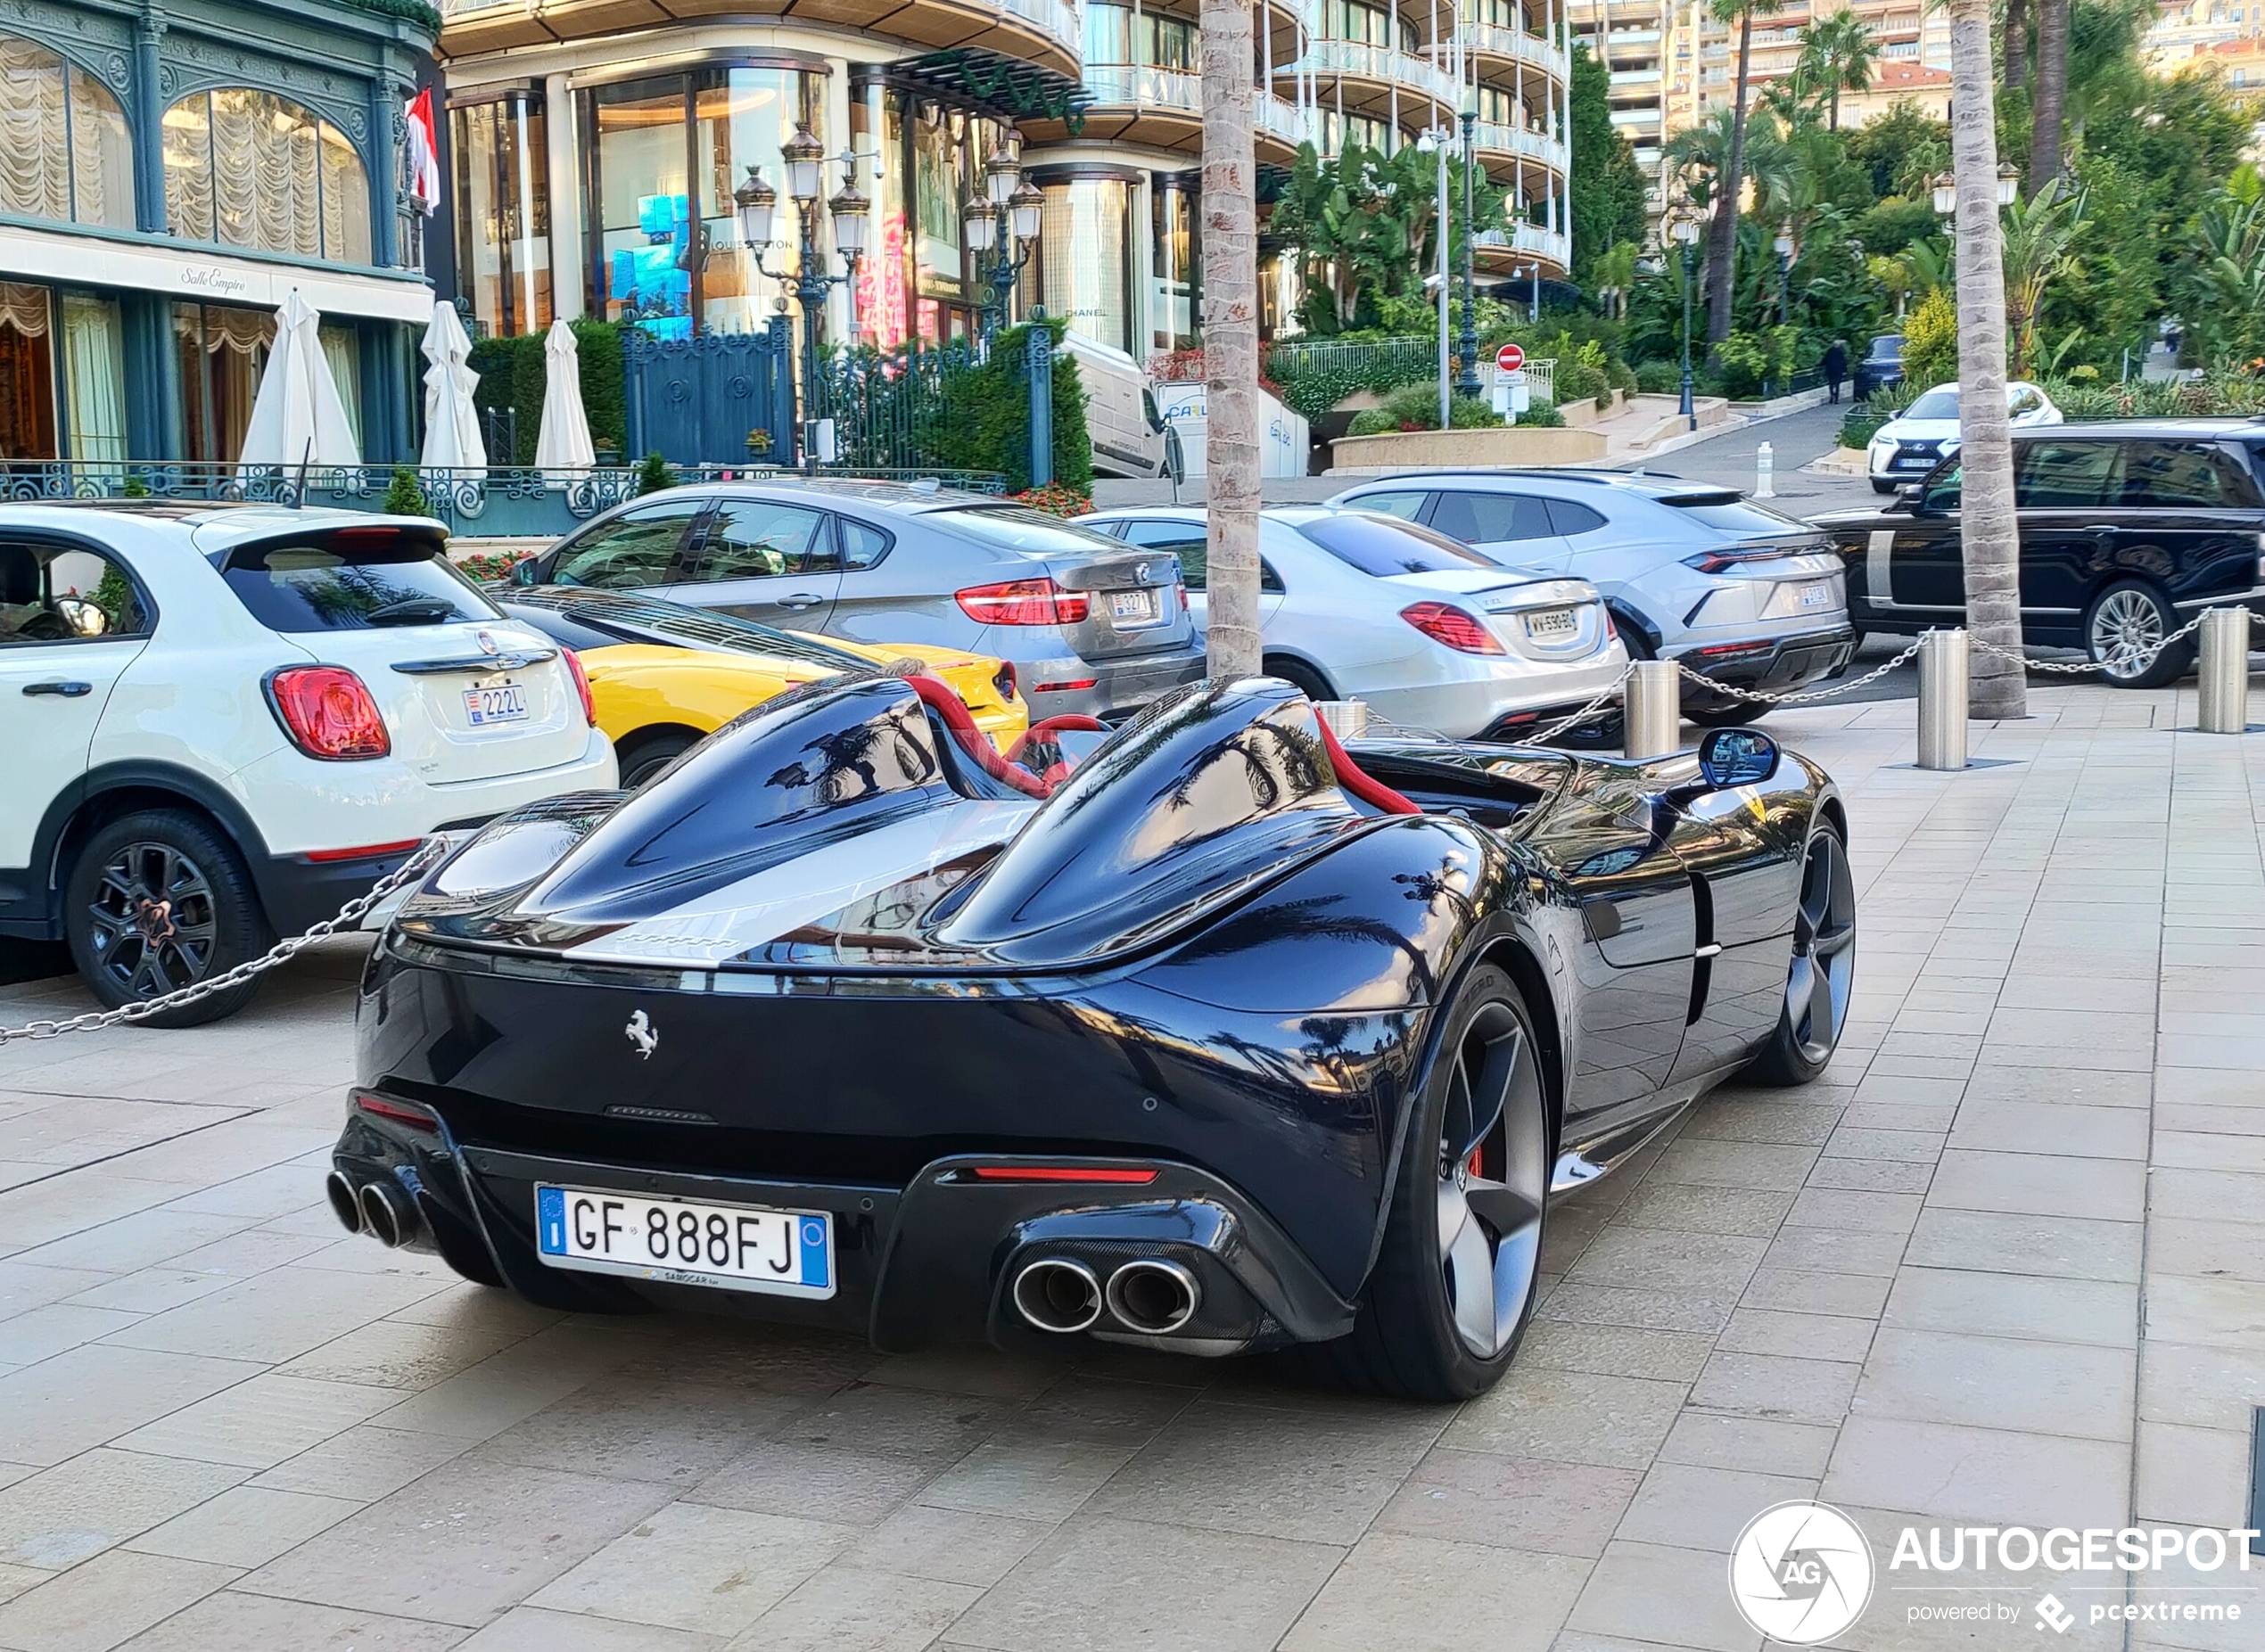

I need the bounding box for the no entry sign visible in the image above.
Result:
[1495,342,1526,374]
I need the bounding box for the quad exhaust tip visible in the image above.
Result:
[1011,1259,1103,1333]
[357,1179,416,1248]
[1105,1259,1199,1336]
[325,1171,365,1236]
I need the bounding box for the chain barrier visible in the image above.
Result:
[1966,608,2211,677]
[0,838,450,1048]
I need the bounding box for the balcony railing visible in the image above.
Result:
[1290,38,1462,106]
[1470,122,1569,173]
[1259,94,1317,146]
[1083,62,1204,113]
[1473,222,1570,271]
[1457,21,1566,76]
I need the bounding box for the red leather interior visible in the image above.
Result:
[905,676,1051,799]
[1313,714,1422,816]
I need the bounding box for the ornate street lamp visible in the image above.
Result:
[741,129,865,467]
[967,136,1041,351]
[1667,204,1701,431]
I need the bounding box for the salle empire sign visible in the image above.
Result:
[1890,1525,2261,1574]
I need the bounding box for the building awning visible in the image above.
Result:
[890,47,1090,135]
[0,222,434,325]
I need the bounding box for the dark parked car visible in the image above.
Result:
[332,672,1852,1401]
[1813,420,2265,686]
[1851,335,1904,401]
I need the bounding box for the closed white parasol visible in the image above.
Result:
[419,300,488,472]
[239,290,361,468]
[534,319,597,475]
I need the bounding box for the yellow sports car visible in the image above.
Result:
[499,587,1028,788]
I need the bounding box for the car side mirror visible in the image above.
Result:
[1892,483,1923,514]
[1698,727,1778,790]
[511,557,539,586]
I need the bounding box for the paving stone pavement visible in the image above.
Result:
[0,682,2261,1652]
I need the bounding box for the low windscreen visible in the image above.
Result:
[221,533,498,632]
[1905,390,1960,420]
[1665,497,1815,537]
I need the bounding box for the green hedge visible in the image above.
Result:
[467,320,630,465]
[924,319,1093,494]
[343,0,442,36]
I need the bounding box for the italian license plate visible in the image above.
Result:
[1110,588,1160,624]
[463,681,528,726]
[1523,608,1578,639]
[1793,580,1835,610]
[533,1184,834,1299]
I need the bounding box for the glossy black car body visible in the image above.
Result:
[1852,335,1904,401]
[332,672,1850,1397]
[1816,420,2265,686]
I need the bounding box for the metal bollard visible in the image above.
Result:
[2196,609,2251,734]
[1915,629,1970,770]
[1314,699,1371,741]
[1754,442,1775,498]
[1624,661,1682,760]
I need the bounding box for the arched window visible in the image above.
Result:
[0,36,134,229]
[163,89,371,264]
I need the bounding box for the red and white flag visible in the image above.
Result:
[404,87,441,214]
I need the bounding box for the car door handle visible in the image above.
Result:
[776,594,824,610]
[2081,525,2120,536]
[22,680,92,697]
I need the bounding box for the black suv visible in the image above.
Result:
[1814,420,2265,686]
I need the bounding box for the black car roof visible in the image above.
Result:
[2003,417,2265,441]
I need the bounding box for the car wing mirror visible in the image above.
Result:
[511,557,540,586]
[1698,727,1778,790]
[1892,483,1923,514]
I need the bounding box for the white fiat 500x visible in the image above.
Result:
[0,503,616,1024]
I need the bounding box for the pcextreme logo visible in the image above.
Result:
[1728,1501,1876,1644]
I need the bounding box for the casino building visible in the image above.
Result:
[432,0,1573,434]
[0,0,439,468]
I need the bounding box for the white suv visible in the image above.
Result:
[0,503,616,1025]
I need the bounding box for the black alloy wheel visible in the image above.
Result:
[1309,964,1551,1400]
[1744,821,1857,1085]
[65,810,270,1027]
[1264,658,1337,704]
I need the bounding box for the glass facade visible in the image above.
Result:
[1038,177,1134,357]
[0,284,56,462]
[585,65,824,340]
[60,294,126,466]
[0,36,132,229]
[453,95,552,338]
[162,89,370,263]
[1150,174,1199,354]
[848,86,1009,350]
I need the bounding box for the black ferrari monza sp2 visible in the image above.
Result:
[333,670,1853,1399]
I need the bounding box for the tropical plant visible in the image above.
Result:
[1867,253,1915,319]
[1901,286,1959,393]
[2179,167,2265,368]
[1591,241,1640,320]
[1346,384,1501,434]
[1999,180,2088,376]
[1798,11,1880,131]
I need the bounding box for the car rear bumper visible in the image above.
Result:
[1668,627,1857,701]
[1025,644,1207,719]
[1359,653,1630,740]
[331,1110,1355,1355]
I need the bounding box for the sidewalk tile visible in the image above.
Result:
[1280,1533,1588,1652]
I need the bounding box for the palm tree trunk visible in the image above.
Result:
[2005,0,2030,92]
[1705,7,1753,345]
[2029,0,2067,197]
[1200,0,1260,679]
[1948,0,2025,720]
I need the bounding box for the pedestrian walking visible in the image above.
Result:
[1824,338,1849,404]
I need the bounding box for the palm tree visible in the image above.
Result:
[1200,0,1259,678]
[2005,0,2030,91]
[1703,0,1785,346]
[1665,108,1792,230]
[1594,240,1640,318]
[2029,0,2069,197]
[1798,11,1879,131]
[1948,0,2026,719]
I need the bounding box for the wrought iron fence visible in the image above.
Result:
[0,459,1005,541]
